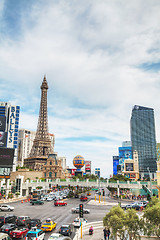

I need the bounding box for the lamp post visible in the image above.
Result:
[147,167,152,197]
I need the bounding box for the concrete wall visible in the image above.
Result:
[10,169,43,182]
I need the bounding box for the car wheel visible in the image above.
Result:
[8,209,11,211]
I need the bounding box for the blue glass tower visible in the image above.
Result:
[130,105,157,177]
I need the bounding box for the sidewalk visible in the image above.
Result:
[81,228,104,240]
[0,196,27,204]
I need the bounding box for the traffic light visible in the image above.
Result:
[103,190,105,196]
[77,185,79,190]
[68,185,70,189]
[79,204,83,218]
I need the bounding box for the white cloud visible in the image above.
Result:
[0,0,160,177]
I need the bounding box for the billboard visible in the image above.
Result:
[0,148,14,166]
[95,168,100,178]
[125,163,134,171]
[71,169,77,176]
[119,147,132,171]
[113,156,119,175]
[85,161,91,174]
[0,116,7,148]
[0,116,6,131]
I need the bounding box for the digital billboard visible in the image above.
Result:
[0,116,7,148]
[119,147,132,171]
[125,163,134,171]
[0,116,6,131]
[113,156,119,175]
[85,161,91,174]
[0,148,14,167]
[95,168,100,178]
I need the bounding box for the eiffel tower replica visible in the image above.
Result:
[24,76,54,170]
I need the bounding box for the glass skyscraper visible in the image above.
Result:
[130,105,157,177]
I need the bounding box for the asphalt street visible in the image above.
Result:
[0,194,133,239]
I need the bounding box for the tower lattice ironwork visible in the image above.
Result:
[29,76,53,157]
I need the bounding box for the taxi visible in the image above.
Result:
[41,219,56,232]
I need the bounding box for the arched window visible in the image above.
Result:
[49,172,52,178]
[44,173,46,177]
[55,172,57,177]
[50,161,52,165]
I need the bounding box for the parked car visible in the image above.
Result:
[47,233,63,240]
[72,218,87,228]
[80,196,88,201]
[25,227,45,240]
[9,228,29,238]
[0,233,11,240]
[71,207,90,214]
[46,197,54,202]
[0,224,17,234]
[59,225,71,236]
[0,215,17,227]
[16,216,31,228]
[41,219,56,232]
[30,219,42,228]
[31,200,44,205]
[57,237,72,240]
[54,201,67,207]
[0,205,14,212]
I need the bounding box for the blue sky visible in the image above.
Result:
[0,0,160,177]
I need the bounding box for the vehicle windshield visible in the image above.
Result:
[43,223,51,226]
[18,217,25,220]
[61,227,69,230]
[49,236,60,239]
[26,233,37,239]
[74,220,79,222]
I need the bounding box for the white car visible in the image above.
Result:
[71,207,90,214]
[0,205,14,211]
[72,218,87,228]
[48,233,63,240]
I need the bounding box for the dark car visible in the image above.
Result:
[0,215,17,227]
[59,225,71,236]
[0,223,17,234]
[30,219,42,228]
[16,216,31,228]
[31,200,44,205]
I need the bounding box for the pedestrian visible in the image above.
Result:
[106,229,110,240]
[103,227,107,240]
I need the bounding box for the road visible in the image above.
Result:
[0,194,131,239]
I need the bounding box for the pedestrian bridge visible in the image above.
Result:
[22,178,157,195]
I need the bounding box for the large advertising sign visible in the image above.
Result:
[95,168,100,178]
[71,169,77,176]
[113,156,119,175]
[0,148,14,166]
[0,116,6,131]
[119,147,132,171]
[85,161,91,174]
[125,163,134,171]
[0,116,7,148]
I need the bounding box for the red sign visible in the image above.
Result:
[71,169,77,176]
[85,161,91,171]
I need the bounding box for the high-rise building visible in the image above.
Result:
[18,129,55,167]
[0,102,20,171]
[130,105,157,177]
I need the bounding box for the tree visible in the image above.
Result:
[125,209,143,240]
[103,205,126,240]
[103,206,143,240]
[143,201,160,238]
